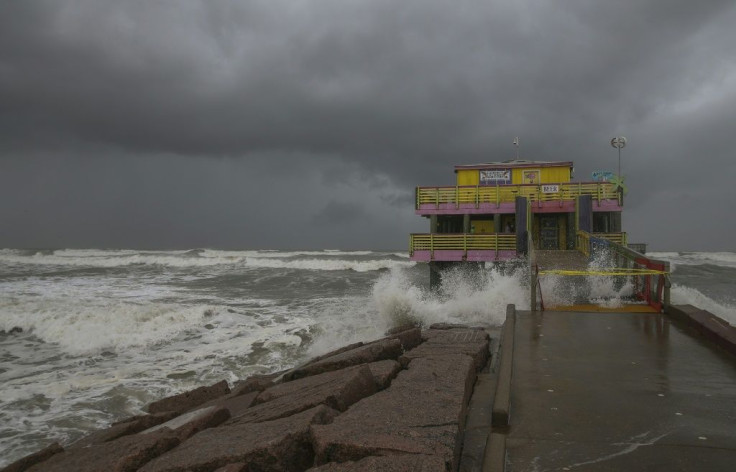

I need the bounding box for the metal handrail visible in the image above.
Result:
[574,230,670,312]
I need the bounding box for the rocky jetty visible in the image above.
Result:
[3,324,493,472]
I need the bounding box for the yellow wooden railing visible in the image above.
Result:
[576,230,592,257]
[576,231,628,256]
[593,232,628,246]
[416,182,620,208]
[410,233,517,258]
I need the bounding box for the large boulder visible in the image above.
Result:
[213,465,246,472]
[1,442,63,472]
[142,406,230,441]
[25,431,180,472]
[139,405,339,472]
[147,380,230,415]
[366,360,402,390]
[305,342,365,364]
[230,375,276,396]
[311,354,476,470]
[186,390,260,419]
[307,455,447,471]
[400,328,489,370]
[70,412,178,449]
[228,365,376,425]
[383,327,422,351]
[284,339,402,381]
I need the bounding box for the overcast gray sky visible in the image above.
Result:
[1,0,735,251]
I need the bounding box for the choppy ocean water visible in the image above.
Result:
[0,248,734,465]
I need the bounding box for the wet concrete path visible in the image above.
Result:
[506,311,736,471]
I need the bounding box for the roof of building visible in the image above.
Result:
[454,160,573,171]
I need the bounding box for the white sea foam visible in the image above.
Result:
[671,284,736,326]
[0,298,209,354]
[648,251,736,268]
[303,295,388,359]
[0,248,407,270]
[242,257,414,272]
[303,264,529,360]
[371,265,528,328]
[0,303,315,464]
[202,249,378,258]
[0,251,235,268]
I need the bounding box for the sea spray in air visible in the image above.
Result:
[537,249,636,309]
[372,263,529,328]
[671,284,736,325]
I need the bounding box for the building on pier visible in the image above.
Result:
[409,159,627,286]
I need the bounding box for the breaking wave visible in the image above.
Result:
[0,298,210,354]
[0,248,411,271]
[242,257,414,272]
[372,265,529,328]
[671,284,736,326]
[648,251,736,269]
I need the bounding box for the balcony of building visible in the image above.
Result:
[409,233,517,262]
[415,182,622,215]
[408,231,628,262]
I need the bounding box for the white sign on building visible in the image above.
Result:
[480,169,511,185]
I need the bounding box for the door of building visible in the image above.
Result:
[540,216,559,249]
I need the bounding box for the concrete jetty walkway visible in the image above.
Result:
[498,310,736,471]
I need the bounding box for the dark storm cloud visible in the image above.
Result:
[314,201,366,225]
[1,0,735,249]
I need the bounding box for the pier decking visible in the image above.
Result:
[493,309,736,471]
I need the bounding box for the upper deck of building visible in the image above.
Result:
[416,159,621,215]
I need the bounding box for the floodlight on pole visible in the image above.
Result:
[610,136,627,178]
[513,137,520,160]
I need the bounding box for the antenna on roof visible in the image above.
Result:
[513,137,520,160]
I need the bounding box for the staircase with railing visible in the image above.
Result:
[531,231,670,312]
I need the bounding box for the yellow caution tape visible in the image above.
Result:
[539,268,668,276]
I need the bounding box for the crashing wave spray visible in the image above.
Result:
[372,263,529,328]
[537,248,636,309]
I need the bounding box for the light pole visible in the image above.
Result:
[610,136,627,177]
